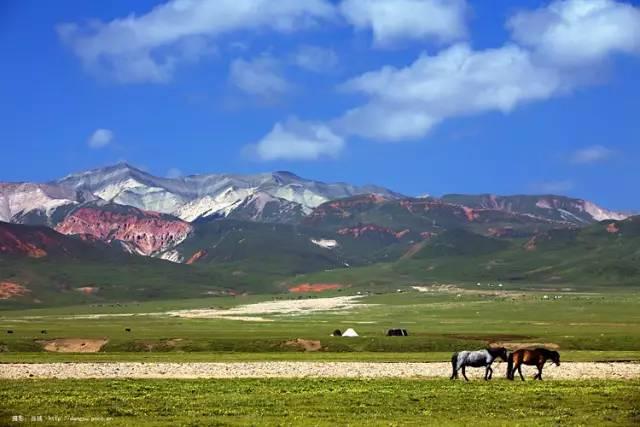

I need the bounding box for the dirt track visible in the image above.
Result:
[1,362,639,380]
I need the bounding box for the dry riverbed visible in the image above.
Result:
[1,361,639,380]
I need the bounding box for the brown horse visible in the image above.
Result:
[507,348,560,381]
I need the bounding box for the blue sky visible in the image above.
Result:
[1,0,639,210]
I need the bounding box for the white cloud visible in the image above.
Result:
[167,167,183,178]
[247,117,344,161]
[330,0,640,142]
[87,129,114,149]
[531,180,575,194]
[339,0,468,46]
[229,55,292,100]
[58,0,335,83]
[292,45,338,72]
[571,145,614,164]
[509,0,640,68]
[336,43,563,141]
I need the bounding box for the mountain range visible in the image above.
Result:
[1,163,399,224]
[0,163,636,307]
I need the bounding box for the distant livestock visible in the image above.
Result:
[125,328,132,332]
[387,329,408,337]
[40,330,47,334]
[6,330,13,334]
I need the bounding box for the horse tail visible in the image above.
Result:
[450,352,458,379]
[506,352,514,380]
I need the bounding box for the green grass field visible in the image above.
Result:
[1,379,639,426]
[1,288,639,359]
[1,287,639,425]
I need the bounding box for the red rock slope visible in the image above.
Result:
[55,205,192,256]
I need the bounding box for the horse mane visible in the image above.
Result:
[538,348,559,358]
[487,346,506,356]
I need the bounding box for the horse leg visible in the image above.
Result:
[485,366,493,380]
[450,353,459,380]
[462,366,469,381]
[450,367,458,380]
[537,364,543,381]
[517,365,525,381]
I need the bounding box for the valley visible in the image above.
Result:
[1,164,638,309]
[1,167,639,426]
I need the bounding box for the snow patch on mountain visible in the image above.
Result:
[536,199,552,209]
[583,201,628,222]
[247,192,278,214]
[174,187,256,221]
[158,250,183,263]
[94,178,144,201]
[558,208,588,224]
[311,238,339,249]
[219,192,304,223]
[270,186,329,214]
[0,184,80,222]
[112,187,187,215]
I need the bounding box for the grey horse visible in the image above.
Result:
[450,347,508,381]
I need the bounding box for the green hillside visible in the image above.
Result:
[2,216,640,308]
[292,216,640,291]
[173,219,344,274]
[304,195,570,237]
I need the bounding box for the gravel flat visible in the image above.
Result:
[1,362,639,380]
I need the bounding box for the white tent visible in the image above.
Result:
[342,328,359,337]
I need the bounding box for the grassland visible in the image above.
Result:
[1,287,639,426]
[1,288,639,361]
[1,379,639,426]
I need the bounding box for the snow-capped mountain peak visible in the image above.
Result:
[44,164,403,222]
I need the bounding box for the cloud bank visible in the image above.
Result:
[58,0,640,162]
[332,0,640,143]
[58,0,335,83]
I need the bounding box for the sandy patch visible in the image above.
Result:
[0,281,30,300]
[289,284,343,293]
[31,296,370,323]
[1,362,638,380]
[59,313,140,320]
[186,249,207,265]
[75,286,98,295]
[411,284,479,294]
[282,339,323,352]
[606,223,620,233]
[37,339,108,353]
[168,296,371,320]
[401,241,428,260]
[135,339,184,351]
